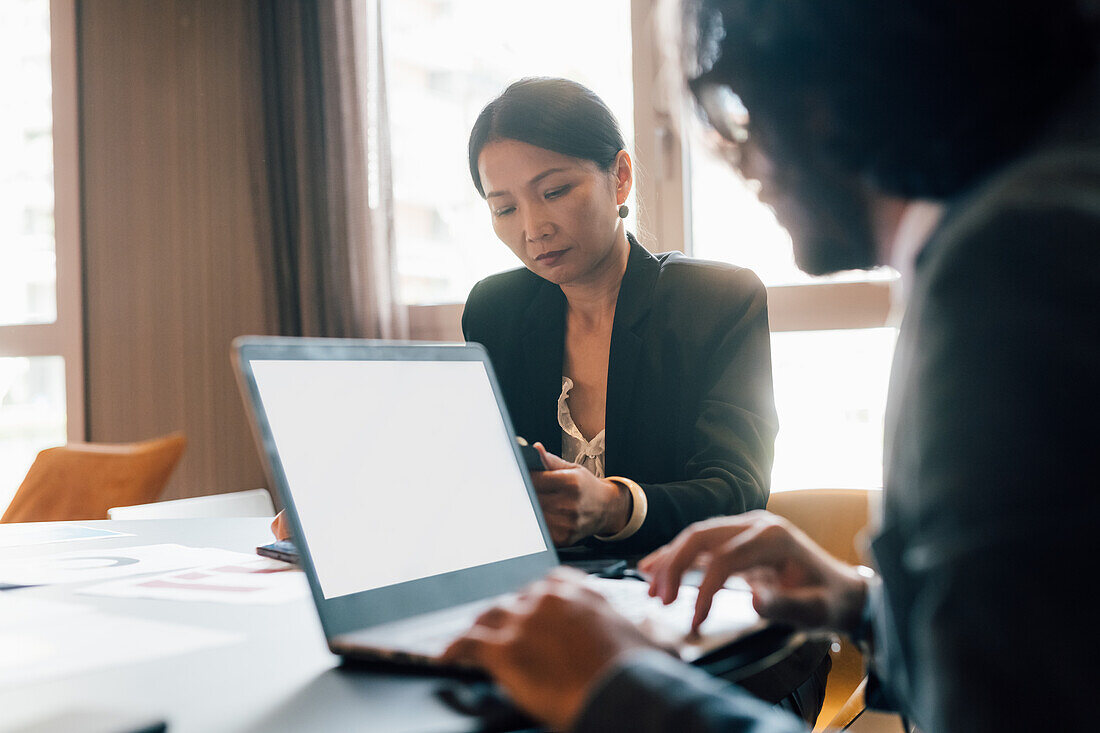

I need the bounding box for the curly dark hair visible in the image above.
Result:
[685,0,1098,198]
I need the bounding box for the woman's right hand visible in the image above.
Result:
[529,443,632,547]
[271,509,292,540]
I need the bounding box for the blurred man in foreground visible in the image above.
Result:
[444,1,1100,731]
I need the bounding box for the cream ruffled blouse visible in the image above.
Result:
[557,376,606,477]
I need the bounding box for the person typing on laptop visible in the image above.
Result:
[441,1,1100,731]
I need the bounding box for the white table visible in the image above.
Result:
[0,518,484,733]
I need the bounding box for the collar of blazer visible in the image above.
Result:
[517,233,660,334]
[605,234,661,473]
[517,233,662,469]
[614,233,662,330]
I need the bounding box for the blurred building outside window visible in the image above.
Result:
[0,0,55,328]
[0,0,82,516]
[0,357,66,512]
[688,126,898,490]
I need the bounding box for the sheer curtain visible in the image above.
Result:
[256,0,406,339]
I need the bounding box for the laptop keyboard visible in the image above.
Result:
[588,577,763,660]
[352,597,505,658]
[587,576,693,623]
[336,576,760,664]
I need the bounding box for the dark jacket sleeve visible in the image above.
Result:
[460,279,491,342]
[870,199,1100,730]
[607,266,778,554]
[573,650,806,733]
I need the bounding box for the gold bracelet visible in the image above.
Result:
[595,476,648,542]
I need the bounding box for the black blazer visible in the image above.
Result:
[462,235,778,555]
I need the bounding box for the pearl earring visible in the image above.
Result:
[618,204,629,219]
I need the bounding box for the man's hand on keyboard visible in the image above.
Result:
[440,567,659,732]
[639,511,869,637]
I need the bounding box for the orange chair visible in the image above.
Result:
[766,489,872,732]
[1,433,187,523]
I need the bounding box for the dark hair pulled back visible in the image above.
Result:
[468,77,626,197]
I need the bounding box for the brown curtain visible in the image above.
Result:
[255,0,406,338]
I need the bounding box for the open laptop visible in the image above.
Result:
[232,336,765,667]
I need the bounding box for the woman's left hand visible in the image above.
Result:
[531,443,631,546]
[271,509,291,541]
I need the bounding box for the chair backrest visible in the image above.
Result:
[1,433,187,523]
[766,488,873,731]
[108,488,275,520]
[766,488,871,566]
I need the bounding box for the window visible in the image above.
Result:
[0,0,83,514]
[0,356,66,511]
[688,131,896,490]
[1,0,56,328]
[690,150,898,288]
[383,0,634,305]
[769,329,896,490]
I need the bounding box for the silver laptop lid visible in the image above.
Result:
[233,337,558,639]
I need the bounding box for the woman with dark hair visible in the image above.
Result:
[461,77,778,556]
[269,77,825,724]
[266,80,777,557]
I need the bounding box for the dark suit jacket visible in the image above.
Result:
[866,71,1100,732]
[572,62,1100,733]
[462,235,778,555]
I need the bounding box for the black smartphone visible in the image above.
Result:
[255,538,300,564]
[519,443,545,472]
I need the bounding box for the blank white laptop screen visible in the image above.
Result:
[250,359,548,599]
